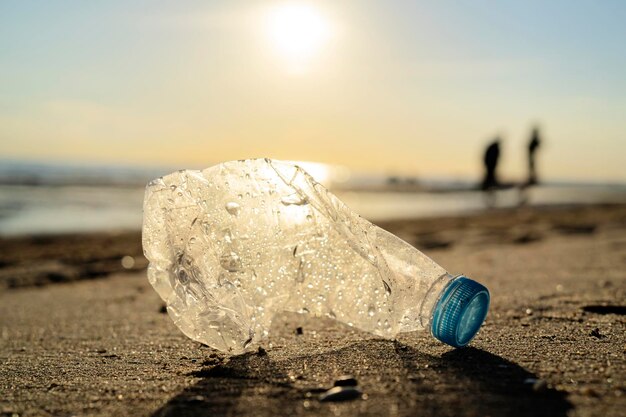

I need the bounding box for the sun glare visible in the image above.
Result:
[264,3,333,72]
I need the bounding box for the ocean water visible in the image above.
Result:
[1,182,625,236]
[1,160,625,235]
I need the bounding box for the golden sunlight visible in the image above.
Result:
[264,2,333,72]
[290,161,351,187]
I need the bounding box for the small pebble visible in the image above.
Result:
[121,255,135,269]
[525,308,533,316]
[159,304,167,314]
[257,346,267,356]
[295,327,303,335]
[590,328,604,339]
[319,386,362,402]
[333,375,358,387]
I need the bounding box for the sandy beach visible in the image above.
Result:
[1,203,625,417]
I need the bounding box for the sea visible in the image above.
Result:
[0,160,624,236]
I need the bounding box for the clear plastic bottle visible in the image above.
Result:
[142,159,490,353]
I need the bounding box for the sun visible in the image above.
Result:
[264,3,333,72]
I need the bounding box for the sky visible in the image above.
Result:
[1,0,625,183]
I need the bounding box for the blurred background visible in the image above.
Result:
[3,4,626,415]
[1,0,625,235]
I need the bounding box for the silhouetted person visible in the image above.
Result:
[527,127,541,185]
[481,139,501,190]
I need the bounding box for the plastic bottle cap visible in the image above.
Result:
[431,276,490,348]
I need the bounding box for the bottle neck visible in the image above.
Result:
[418,273,457,328]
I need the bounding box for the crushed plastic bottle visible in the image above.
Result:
[142,159,490,353]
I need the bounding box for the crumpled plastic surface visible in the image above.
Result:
[142,159,445,353]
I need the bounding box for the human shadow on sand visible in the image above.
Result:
[151,339,571,417]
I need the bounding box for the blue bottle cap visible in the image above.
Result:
[431,276,490,348]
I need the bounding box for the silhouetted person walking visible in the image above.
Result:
[527,127,541,185]
[482,139,501,190]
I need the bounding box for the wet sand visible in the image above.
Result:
[1,204,625,416]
